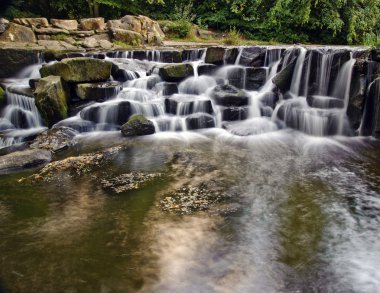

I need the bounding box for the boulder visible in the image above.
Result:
[226,67,245,89]
[34,76,69,127]
[37,40,77,50]
[121,114,155,137]
[185,113,215,130]
[273,59,297,94]
[70,30,95,37]
[0,18,9,34]
[80,101,132,125]
[361,78,380,137]
[112,29,143,45]
[34,28,70,35]
[13,18,49,28]
[197,29,213,39]
[0,86,5,106]
[158,64,194,82]
[30,126,78,151]
[165,96,213,115]
[205,47,226,65]
[80,17,105,31]
[211,84,250,106]
[75,81,122,101]
[99,40,113,50]
[120,15,142,33]
[0,118,15,131]
[0,48,40,78]
[198,64,217,76]
[0,149,51,174]
[222,107,249,121]
[92,33,111,41]
[0,23,36,43]
[83,37,99,48]
[306,95,344,109]
[224,48,239,64]
[40,57,112,83]
[245,67,267,90]
[237,47,266,67]
[50,19,78,31]
[159,82,178,96]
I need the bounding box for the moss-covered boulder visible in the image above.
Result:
[0,23,36,43]
[121,114,155,137]
[0,86,5,106]
[34,76,69,127]
[205,47,226,65]
[40,57,112,82]
[112,29,144,45]
[159,64,194,82]
[211,84,250,106]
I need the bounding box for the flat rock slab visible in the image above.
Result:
[0,149,51,174]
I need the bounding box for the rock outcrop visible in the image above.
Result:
[121,114,155,136]
[34,76,70,127]
[40,57,112,82]
[0,23,36,43]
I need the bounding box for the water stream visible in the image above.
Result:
[0,46,380,292]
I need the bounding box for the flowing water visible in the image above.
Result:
[0,46,380,292]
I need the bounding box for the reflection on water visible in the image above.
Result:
[1,131,380,292]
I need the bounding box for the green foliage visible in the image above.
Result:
[159,19,192,38]
[2,0,380,45]
[223,27,241,45]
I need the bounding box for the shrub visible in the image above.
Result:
[223,27,241,45]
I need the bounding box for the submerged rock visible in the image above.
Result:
[101,172,163,194]
[121,114,155,137]
[40,57,112,83]
[27,152,104,181]
[30,126,78,152]
[34,76,70,127]
[0,149,51,174]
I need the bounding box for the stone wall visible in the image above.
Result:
[0,15,165,51]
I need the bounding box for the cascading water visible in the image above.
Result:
[0,45,376,150]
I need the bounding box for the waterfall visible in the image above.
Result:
[289,47,307,96]
[0,45,377,144]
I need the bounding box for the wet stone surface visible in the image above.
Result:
[101,171,164,194]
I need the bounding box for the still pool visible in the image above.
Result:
[1,130,380,292]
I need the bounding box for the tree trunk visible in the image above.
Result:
[88,0,94,17]
[94,2,100,17]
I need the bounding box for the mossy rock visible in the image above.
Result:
[35,76,70,127]
[121,114,155,137]
[158,63,194,82]
[205,47,226,65]
[40,57,112,82]
[0,86,5,106]
[112,29,144,46]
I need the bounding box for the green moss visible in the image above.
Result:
[128,114,148,123]
[51,34,69,41]
[40,57,112,83]
[159,64,194,82]
[35,76,69,127]
[0,86,5,106]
